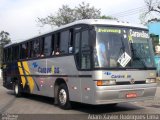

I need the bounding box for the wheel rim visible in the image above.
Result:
[15,84,18,94]
[59,89,67,105]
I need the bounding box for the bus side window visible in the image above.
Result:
[54,33,60,55]
[80,30,91,69]
[44,36,52,57]
[16,45,19,60]
[39,37,45,57]
[74,32,80,68]
[60,30,69,54]
[8,47,11,62]
[75,32,80,54]
[20,43,28,59]
[29,41,33,58]
[69,29,74,53]
[12,46,18,61]
[51,34,55,55]
[3,49,7,63]
[4,48,8,62]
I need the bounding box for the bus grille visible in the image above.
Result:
[116,81,145,85]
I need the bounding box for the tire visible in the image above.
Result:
[57,84,71,109]
[13,82,22,97]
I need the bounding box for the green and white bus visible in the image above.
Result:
[2,19,157,109]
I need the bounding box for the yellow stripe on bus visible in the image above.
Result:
[18,62,26,88]
[22,61,34,93]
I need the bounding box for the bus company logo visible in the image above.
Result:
[32,62,38,68]
[32,62,60,74]
[104,72,111,75]
[129,29,149,39]
[111,74,131,79]
[38,66,60,74]
[104,72,131,78]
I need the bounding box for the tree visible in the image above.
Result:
[145,0,160,14]
[38,5,76,27]
[140,0,160,23]
[0,31,11,65]
[37,2,116,27]
[100,15,118,20]
[74,2,101,20]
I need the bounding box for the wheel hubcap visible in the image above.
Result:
[59,89,67,105]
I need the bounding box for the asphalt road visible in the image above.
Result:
[1,79,160,120]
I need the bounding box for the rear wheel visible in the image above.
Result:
[57,84,71,109]
[13,83,22,97]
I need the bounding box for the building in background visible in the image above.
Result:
[148,19,160,76]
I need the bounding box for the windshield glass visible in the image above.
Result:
[94,26,155,69]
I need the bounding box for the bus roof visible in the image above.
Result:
[5,19,148,48]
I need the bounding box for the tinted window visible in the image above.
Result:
[4,49,7,62]
[12,45,19,60]
[21,43,28,59]
[69,29,74,53]
[8,48,11,62]
[60,31,69,54]
[44,36,52,56]
[74,32,80,54]
[74,32,81,68]
[81,30,91,69]
[81,30,89,49]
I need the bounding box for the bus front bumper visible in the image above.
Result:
[93,83,157,105]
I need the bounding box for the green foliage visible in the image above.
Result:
[37,2,116,27]
[100,15,118,20]
[0,31,11,65]
[38,5,76,27]
[74,2,101,20]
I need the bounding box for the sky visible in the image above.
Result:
[0,0,147,43]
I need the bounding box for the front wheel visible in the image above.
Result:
[13,83,21,97]
[57,84,71,109]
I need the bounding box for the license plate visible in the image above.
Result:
[126,93,137,98]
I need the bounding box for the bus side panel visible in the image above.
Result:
[48,56,82,102]
[22,56,82,100]
[67,78,82,102]
[80,73,95,104]
[24,59,54,97]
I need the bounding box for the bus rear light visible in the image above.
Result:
[96,80,116,86]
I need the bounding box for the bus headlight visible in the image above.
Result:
[146,78,156,83]
[96,80,116,86]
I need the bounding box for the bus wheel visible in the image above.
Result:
[14,83,21,97]
[57,84,71,109]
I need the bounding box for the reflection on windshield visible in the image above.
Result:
[130,37,154,68]
[94,27,155,69]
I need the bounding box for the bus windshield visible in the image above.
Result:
[94,26,155,69]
